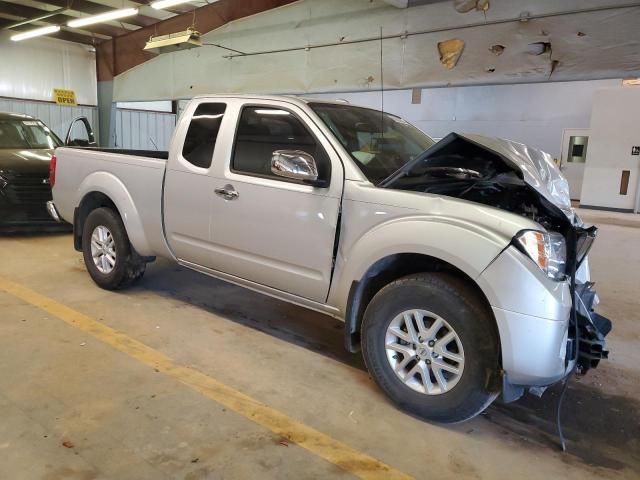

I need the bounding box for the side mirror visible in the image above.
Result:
[65,116,97,147]
[271,150,321,184]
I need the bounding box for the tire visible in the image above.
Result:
[361,273,500,423]
[82,207,146,290]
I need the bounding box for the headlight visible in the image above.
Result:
[515,230,567,281]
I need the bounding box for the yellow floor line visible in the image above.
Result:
[0,277,413,480]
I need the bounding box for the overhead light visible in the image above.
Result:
[67,8,138,28]
[144,28,202,54]
[151,0,196,9]
[11,25,61,41]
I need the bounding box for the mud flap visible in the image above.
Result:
[575,282,611,373]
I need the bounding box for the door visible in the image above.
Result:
[163,101,228,267]
[65,117,96,147]
[560,128,590,201]
[207,101,344,303]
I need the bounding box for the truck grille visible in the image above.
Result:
[0,173,52,205]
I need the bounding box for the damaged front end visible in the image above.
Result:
[573,226,611,373]
[381,132,611,385]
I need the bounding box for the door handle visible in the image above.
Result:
[214,184,239,200]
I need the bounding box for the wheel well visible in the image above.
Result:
[344,253,495,353]
[73,192,119,251]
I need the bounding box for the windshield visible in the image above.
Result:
[310,103,435,184]
[0,118,62,149]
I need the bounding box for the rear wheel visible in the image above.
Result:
[361,273,500,423]
[82,208,146,290]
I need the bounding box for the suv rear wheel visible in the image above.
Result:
[82,207,146,290]
[361,273,500,423]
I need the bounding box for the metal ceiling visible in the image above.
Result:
[0,0,198,45]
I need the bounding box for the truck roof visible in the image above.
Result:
[0,112,35,121]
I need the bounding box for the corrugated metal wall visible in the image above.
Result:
[0,97,99,142]
[309,78,621,159]
[114,109,176,150]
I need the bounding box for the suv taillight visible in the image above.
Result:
[49,155,57,189]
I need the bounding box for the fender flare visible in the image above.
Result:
[328,216,510,350]
[75,171,154,256]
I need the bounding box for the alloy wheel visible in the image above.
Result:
[385,309,465,395]
[90,225,116,274]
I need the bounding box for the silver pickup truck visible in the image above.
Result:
[49,95,611,423]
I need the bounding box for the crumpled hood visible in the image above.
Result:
[460,134,573,218]
[0,148,53,176]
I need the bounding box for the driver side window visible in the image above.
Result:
[231,106,330,182]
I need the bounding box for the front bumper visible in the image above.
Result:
[0,204,68,232]
[492,307,572,386]
[479,245,611,393]
[0,172,69,232]
[0,197,70,233]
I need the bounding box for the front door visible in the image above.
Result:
[560,128,590,201]
[207,101,343,303]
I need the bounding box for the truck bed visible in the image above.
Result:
[52,146,170,259]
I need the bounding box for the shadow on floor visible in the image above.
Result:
[486,381,640,471]
[0,229,72,238]
[131,259,366,370]
[130,259,639,473]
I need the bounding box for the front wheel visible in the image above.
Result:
[82,207,146,290]
[361,273,500,423]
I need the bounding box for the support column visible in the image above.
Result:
[96,80,116,147]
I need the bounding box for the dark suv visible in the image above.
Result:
[0,112,93,232]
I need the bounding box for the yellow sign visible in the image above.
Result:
[53,88,77,106]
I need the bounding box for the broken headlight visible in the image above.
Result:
[515,230,567,281]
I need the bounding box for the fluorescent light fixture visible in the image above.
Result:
[67,8,138,28]
[143,28,202,54]
[151,0,195,9]
[11,25,60,41]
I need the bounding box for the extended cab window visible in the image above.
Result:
[182,103,226,168]
[232,106,330,181]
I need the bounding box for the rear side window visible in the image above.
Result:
[181,103,226,168]
[232,106,330,181]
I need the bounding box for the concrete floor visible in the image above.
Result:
[0,208,638,480]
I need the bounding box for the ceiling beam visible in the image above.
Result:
[96,0,297,81]
[1,5,66,28]
[0,1,127,37]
